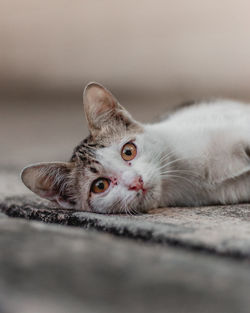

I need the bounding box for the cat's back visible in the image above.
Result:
[164,99,250,138]
[158,99,250,161]
[166,99,250,128]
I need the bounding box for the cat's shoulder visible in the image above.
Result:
[171,98,245,113]
[173,99,199,112]
[157,100,197,121]
[165,99,249,120]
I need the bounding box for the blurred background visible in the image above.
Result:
[1,0,250,171]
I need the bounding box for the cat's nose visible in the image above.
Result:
[128,176,144,192]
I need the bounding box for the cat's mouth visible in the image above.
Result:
[132,187,147,196]
[127,186,157,214]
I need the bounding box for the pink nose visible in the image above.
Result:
[128,176,144,191]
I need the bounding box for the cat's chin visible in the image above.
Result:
[121,188,158,215]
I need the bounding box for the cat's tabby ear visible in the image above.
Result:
[21,162,76,209]
[83,82,139,136]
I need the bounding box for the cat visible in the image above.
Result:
[21,82,250,214]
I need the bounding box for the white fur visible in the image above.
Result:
[145,100,250,207]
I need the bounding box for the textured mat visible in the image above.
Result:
[1,195,250,259]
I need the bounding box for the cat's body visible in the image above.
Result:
[146,100,250,207]
[21,83,250,214]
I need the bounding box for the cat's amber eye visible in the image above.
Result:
[91,178,110,194]
[121,142,137,161]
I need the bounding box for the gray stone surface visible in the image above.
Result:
[0,214,250,313]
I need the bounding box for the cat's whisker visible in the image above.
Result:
[118,199,125,215]
[155,160,199,178]
[162,156,190,167]
[159,151,175,161]
[155,155,192,172]
[161,173,196,186]
[154,161,190,174]
[158,150,182,162]
[157,150,170,160]
[160,169,199,178]
[158,152,200,167]
[129,197,139,215]
[157,154,173,164]
[119,193,133,216]
[110,197,124,214]
[131,202,140,215]
[126,204,134,216]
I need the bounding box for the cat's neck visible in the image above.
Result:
[143,121,178,168]
[144,121,172,152]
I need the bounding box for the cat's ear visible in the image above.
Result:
[83,82,140,136]
[21,162,76,209]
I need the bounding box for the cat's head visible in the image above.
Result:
[21,83,162,214]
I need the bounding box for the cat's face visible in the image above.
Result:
[21,83,162,214]
[74,133,162,214]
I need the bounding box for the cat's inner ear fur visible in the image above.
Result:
[21,162,76,209]
[83,82,140,136]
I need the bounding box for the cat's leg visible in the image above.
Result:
[212,171,250,205]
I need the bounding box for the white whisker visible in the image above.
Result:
[161,174,196,186]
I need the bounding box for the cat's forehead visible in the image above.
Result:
[71,122,143,162]
[70,133,124,167]
[70,135,103,167]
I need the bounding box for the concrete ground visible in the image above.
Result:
[1,98,250,313]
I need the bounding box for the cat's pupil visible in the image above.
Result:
[125,148,132,156]
[97,181,105,189]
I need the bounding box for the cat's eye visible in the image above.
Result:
[91,178,110,194]
[121,142,137,161]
